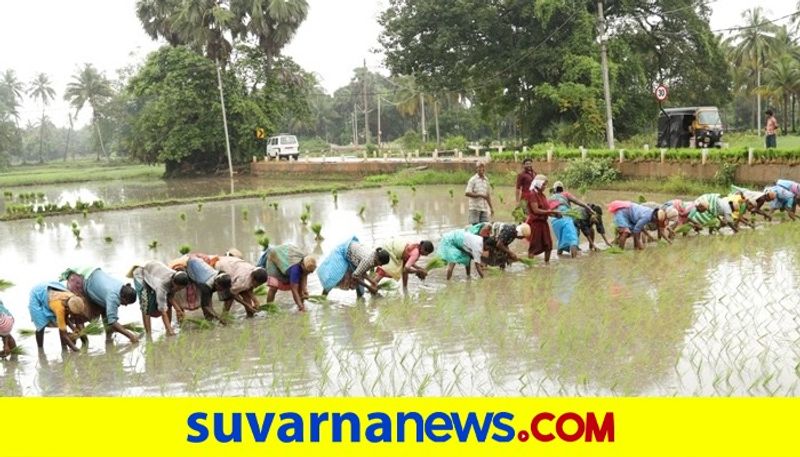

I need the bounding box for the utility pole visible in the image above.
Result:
[420,93,427,143]
[216,58,234,193]
[597,1,615,150]
[362,59,370,144]
[377,95,382,147]
[353,104,359,145]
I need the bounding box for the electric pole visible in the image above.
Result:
[597,0,615,150]
[377,95,382,147]
[362,59,370,144]
[353,104,359,145]
[216,58,234,193]
[420,93,427,143]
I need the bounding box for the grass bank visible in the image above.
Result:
[0,160,165,187]
[0,181,378,222]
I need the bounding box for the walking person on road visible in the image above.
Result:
[465,161,494,224]
[765,109,779,149]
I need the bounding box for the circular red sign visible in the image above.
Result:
[654,84,669,102]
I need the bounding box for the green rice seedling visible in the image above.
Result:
[562,208,584,220]
[82,209,88,218]
[674,224,693,235]
[2,191,11,199]
[179,244,192,255]
[390,192,399,207]
[311,223,324,241]
[511,205,525,224]
[413,212,423,225]
[179,212,187,222]
[148,240,159,250]
[242,209,249,221]
[70,220,78,229]
[637,194,647,203]
[36,192,45,199]
[254,227,266,236]
[258,303,279,314]
[306,295,328,304]
[122,323,145,333]
[252,284,267,296]
[518,257,536,267]
[104,236,113,243]
[195,203,204,213]
[411,185,416,194]
[77,321,105,337]
[35,215,44,226]
[181,317,213,330]
[424,257,447,271]
[257,235,270,250]
[71,226,82,241]
[378,281,398,291]
[449,189,454,199]
[304,203,312,214]
[9,346,25,356]
[18,328,36,337]
[269,202,279,210]
[0,279,13,291]
[358,205,366,218]
[605,246,624,254]
[332,189,338,201]
[300,212,310,225]
[498,194,505,204]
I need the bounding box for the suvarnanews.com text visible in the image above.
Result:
[187,410,615,444]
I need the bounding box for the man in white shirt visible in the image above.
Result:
[464,161,494,224]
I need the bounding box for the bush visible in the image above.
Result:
[443,135,468,151]
[557,158,619,187]
[713,162,738,186]
[400,131,422,151]
[365,143,378,155]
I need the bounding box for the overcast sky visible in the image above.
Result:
[0,0,795,127]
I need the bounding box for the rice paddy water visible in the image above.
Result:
[1,186,799,397]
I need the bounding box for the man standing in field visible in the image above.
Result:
[465,161,494,224]
[515,158,535,213]
[765,109,778,149]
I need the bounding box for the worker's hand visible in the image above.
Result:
[509,253,520,262]
[129,334,140,344]
[416,270,427,280]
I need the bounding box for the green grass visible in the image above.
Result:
[0,160,164,187]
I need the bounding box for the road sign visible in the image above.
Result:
[255,128,265,140]
[654,84,669,102]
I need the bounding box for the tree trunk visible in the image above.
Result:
[784,94,789,133]
[434,99,440,146]
[63,113,73,162]
[793,93,796,133]
[38,107,45,164]
[93,113,107,161]
[756,60,762,136]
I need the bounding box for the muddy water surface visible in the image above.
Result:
[1,186,799,396]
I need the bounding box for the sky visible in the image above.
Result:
[0,0,796,128]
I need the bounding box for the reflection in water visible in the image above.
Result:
[1,186,799,396]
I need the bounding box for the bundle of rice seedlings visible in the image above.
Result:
[304,203,312,214]
[413,212,423,225]
[448,189,454,199]
[257,235,270,250]
[179,244,192,255]
[179,212,187,222]
[332,189,338,201]
[122,323,145,333]
[0,279,14,291]
[252,284,267,296]
[498,194,505,204]
[104,236,113,243]
[254,227,266,236]
[512,205,525,224]
[484,265,503,276]
[9,346,25,356]
[197,203,203,212]
[242,209,249,221]
[269,202,279,210]
[605,246,624,254]
[148,240,159,250]
[35,215,44,226]
[390,193,399,207]
[300,212,310,225]
[71,226,82,241]
[306,295,329,304]
[637,195,647,203]
[257,303,279,314]
[518,257,536,267]
[77,321,105,337]
[182,317,213,330]
[219,312,234,324]
[378,281,398,291]
[674,224,693,235]
[425,257,447,271]
[311,223,324,241]
[18,328,36,337]
[411,186,417,193]
[562,208,584,220]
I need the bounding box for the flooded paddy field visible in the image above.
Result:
[1,186,799,397]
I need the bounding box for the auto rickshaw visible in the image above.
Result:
[657,106,724,148]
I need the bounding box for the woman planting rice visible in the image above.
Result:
[689,194,738,233]
[763,184,797,220]
[526,174,561,263]
[468,223,529,267]
[0,299,17,357]
[27,282,87,353]
[214,254,269,317]
[574,203,613,251]
[549,181,593,258]
[129,261,190,337]
[317,237,390,297]
[438,229,494,279]
[374,239,435,288]
[731,186,775,221]
[607,201,669,250]
[262,243,317,311]
[169,254,233,323]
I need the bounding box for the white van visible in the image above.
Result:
[266,134,300,160]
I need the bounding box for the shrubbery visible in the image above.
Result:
[557,159,619,188]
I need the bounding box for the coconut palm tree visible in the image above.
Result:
[764,55,800,133]
[393,75,435,142]
[28,73,56,163]
[727,7,778,134]
[1,70,25,122]
[230,0,308,70]
[136,0,184,45]
[64,64,114,161]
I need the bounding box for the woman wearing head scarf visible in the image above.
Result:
[549,181,593,258]
[607,201,669,250]
[468,222,530,267]
[317,237,391,297]
[689,194,739,232]
[763,184,797,220]
[263,243,317,312]
[525,174,562,263]
[375,238,436,288]
[661,199,705,236]
[169,254,234,323]
[0,299,17,357]
[438,229,493,279]
[129,261,191,337]
[28,281,87,353]
[732,185,775,221]
[574,203,613,251]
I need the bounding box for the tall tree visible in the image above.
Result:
[1,70,25,123]
[27,73,56,163]
[136,0,184,45]
[726,7,778,134]
[764,54,800,133]
[230,0,309,71]
[64,64,114,160]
